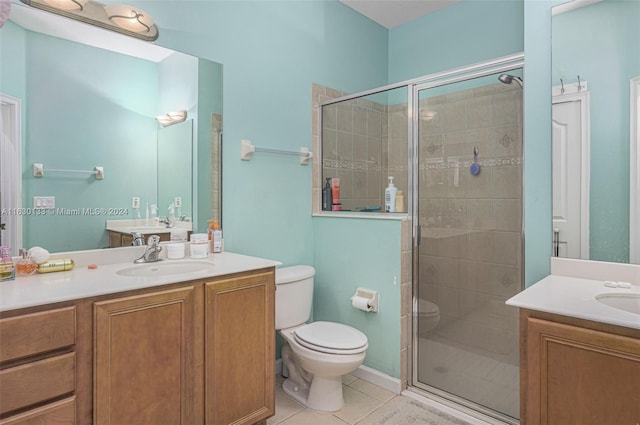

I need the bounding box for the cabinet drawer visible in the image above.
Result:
[0,397,75,425]
[0,353,75,415]
[0,307,75,363]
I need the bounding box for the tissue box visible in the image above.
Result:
[0,261,15,281]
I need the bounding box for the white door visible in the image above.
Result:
[0,94,22,255]
[552,92,589,259]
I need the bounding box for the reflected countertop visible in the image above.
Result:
[1,250,281,313]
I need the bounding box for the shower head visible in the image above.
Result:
[499,74,523,88]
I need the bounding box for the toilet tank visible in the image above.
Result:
[275,265,315,330]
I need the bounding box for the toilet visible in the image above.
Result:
[276,265,368,412]
[417,298,440,336]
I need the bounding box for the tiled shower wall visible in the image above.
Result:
[418,83,522,356]
[210,113,222,222]
[317,86,409,212]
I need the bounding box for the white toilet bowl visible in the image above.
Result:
[275,266,369,412]
[417,299,440,336]
[279,322,367,411]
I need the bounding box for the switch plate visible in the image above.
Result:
[33,196,55,209]
[174,197,182,208]
[132,197,140,209]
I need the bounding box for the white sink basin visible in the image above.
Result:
[116,260,213,277]
[595,293,640,315]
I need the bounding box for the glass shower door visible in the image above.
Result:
[413,71,523,422]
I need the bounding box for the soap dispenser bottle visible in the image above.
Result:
[322,177,333,211]
[385,176,397,213]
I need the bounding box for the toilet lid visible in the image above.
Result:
[294,321,368,355]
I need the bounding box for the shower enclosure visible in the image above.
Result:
[320,54,524,423]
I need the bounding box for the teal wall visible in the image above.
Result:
[21,31,159,252]
[313,217,402,377]
[552,0,639,263]
[0,21,26,101]
[388,0,524,82]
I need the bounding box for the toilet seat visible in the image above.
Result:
[418,299,440,317]
[293,321,368,355]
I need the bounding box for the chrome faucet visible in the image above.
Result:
[131,232,145,246]
[158,216,173,228]
[134,235,163,263]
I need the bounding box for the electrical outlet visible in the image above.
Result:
[132,197,140,209]
[174,197,182,208]
[33,196,55,209]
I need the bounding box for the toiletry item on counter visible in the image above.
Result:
[322,177,333,211]
[331,178,341,210]
[395,190,406,213]
[28,246,50,264]
[167,243,186,260]
[190,233,209,259]
[16,249,37,277]
[37,258,74,273]
[207,219,215,250]
[211,220,222,253]
[385,176,397,213]
[0,246,15,281]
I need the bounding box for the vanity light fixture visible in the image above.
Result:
[19,0,158,41]
[155,110,187,127]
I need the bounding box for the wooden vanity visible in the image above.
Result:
[519,309,640,425]
[0,256,276,425]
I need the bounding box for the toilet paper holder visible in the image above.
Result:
[351,288,379,313]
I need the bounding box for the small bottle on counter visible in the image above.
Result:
[0,246,15,281]
[37,259,74,273]
[16,249,37,277]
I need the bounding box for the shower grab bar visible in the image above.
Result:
[33,163,104,180]
[240,139,312,165]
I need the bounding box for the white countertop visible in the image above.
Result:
[0,251,280,313]
[105,219,192,235]
[506,274,640,330]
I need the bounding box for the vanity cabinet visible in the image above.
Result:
[520,310,640,425]
[0,306,77,425]
[205,272,275,425]
[107,230,171,248]
[94,286,196,425]
[0,266,275,425]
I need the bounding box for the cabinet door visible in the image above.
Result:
[205,271,275,425]
[94,286,196,425]
[527,317,640,425]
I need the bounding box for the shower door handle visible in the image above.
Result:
[416,224,421,246]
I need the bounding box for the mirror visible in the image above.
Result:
[551,0,639,264]
[0,3,222,253]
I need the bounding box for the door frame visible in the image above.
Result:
[552,84,590,259]
[630,76,640,264]
[0,93,23,253]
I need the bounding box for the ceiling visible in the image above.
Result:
[340,0,461,29]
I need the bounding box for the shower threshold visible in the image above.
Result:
[404,384,519,425]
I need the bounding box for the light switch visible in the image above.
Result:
[33,196,55,209]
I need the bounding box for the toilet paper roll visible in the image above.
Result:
[351,295,372,312]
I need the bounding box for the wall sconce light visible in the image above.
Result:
[20,0,158,41]
[155,110,187,127]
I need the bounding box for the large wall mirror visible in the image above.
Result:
[0,3,222,254]
[551,0,639,264]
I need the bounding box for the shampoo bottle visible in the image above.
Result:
[322,177,333,211]
[385,176,397,213]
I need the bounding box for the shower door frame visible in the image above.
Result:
[408,54,525,425]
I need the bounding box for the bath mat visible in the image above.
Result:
[362,397,471,425]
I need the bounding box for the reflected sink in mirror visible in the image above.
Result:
[595,293,640,315]
[116,260,214,277]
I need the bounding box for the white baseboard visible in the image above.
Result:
[351,365,402,394]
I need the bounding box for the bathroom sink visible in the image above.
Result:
[595,293,640,315]
[116,261,214,277]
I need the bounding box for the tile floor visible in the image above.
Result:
[268,373,476,425]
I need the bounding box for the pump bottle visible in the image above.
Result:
[385,176,397,213]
